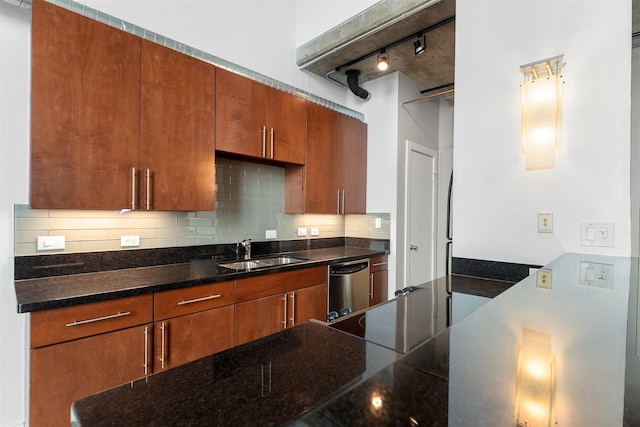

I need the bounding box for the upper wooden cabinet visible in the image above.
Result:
[216,68,306,164]
[30,0,216,211]
[30,0,141,209]
[286,103,367,214]
[140,40,216,211]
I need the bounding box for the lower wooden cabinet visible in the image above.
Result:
[369,255,389,306]
[235,267,328,346]
[29,295,153,427]
[153,281,235,371]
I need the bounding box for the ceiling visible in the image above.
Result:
[297,0,640,101]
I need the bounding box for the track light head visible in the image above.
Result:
[414,34,426,56]
[377,51,389,71]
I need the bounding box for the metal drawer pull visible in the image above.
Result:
[370,274,374,299]
[289,292,295,326]
[336,190,340,214]
[282,294,288,328]
[160,321,166,369]
[177,294,221,306]
[372,262,388,267]
[341,190,345,214]
[65,311,131,327]
[145,168,151,210]
[143,326,149,376]
[270,128,274,158]
[261,126,267,157]
[131,167,136,210]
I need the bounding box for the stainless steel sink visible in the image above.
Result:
[218,256,306,271]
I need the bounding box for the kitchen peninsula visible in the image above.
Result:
[69,253,640,426]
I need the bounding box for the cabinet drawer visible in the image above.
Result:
[154,281,234,320]
[370,255,388,273]
[30,294,153,349]
[236,266,327,302]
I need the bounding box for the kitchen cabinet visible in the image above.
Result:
[140,40,216,211]
[285,103,367,214]
[216,68,306,164]
[153,281,234,371]
[369,255,389,306]
[29,295,153,427]
[30,0,216,211]
[235,266,328,345]
[30,0,141,209]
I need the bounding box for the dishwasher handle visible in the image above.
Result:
[330,261,369,275]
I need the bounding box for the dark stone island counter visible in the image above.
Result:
[71,253,640,426]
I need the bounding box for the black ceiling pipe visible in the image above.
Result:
[345,70,371,101]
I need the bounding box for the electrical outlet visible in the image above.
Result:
[120,235,140,247]
[375,218,382,229]
[311,228,320,236]
[579,261,614,289]
[536,268,552,290]
[580,222,614,247]
[265,230,277,239]
[37,235,65,251]
[297,227,307,237]
[537,212,553,233]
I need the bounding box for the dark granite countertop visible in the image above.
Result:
[71,253,640,426]
[15,246,385,313]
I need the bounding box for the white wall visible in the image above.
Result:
[453,0,632,265]
[0,3,30,426]
[632,47,640,257]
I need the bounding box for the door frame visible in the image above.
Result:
[403,140,438,287]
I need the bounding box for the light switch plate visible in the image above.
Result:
[579,261,614,289]
[37,235,65,251]
[297,227,307,237]
[580,222,614,247]
[310,228,320,236]
[375,218,382,229]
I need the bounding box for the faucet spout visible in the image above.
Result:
[241,239,252,260]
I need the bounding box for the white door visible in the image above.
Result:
[405,142,437,286]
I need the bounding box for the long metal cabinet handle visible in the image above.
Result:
[372,262,388,267]
[177,294,221,306]
[282,294,288,328]
[145,168,151,210]
[370,274,374,299]
[131,167,136,210]
[160,321,166,369]
[143,326,149,376]
[65,311,131,327]
[336,190,340,214]
[341,190,345,214]
[270,128,274,158]
[261,126,267,157]
[289,292,295,326]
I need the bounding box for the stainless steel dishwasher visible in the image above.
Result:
[328,259,370,317]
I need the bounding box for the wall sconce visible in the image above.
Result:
[377,50,389,71]
[520,55,565,170]
[515,328,556,427]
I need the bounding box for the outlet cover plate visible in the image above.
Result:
[297,227,307,237]
[579,261,614,289]
[120,235,140,247]
[580,222,614,247]
[536,268,553,290]
[265,230,277,239]
[310,228,319,236]
[37,235,65,251]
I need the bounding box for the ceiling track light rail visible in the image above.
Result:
[335,15,455,73]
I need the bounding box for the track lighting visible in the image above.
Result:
[377,50,389,71]
[414,34,426,56]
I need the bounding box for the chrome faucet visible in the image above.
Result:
[241,239,251,260]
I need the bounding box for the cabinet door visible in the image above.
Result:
[305,103,340,213]
[235,293,286,346]
[339,114,367,214]
[30,324,151,427]
[215,68,267,158]
[370,270,388,306]
[140,40,216,211]
[154,305,234,371]
[289,284,328,326]
[30,0,140,209]
[266,87,306,164]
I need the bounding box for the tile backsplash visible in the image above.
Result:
[15,157,390,256]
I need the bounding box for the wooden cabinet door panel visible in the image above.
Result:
[266,88,306,164]
[305,103,340,214]
[215,68,266,158]
[30,324,151,427]
[154,280,234,320]
[30,0,140,209]
[154,305,234,371]
[235,266,327,302]
[340,115,367,214]
[140,40,216,211]
[289,284,327,326]
[235,294,286,346]
[370,270,388,306]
